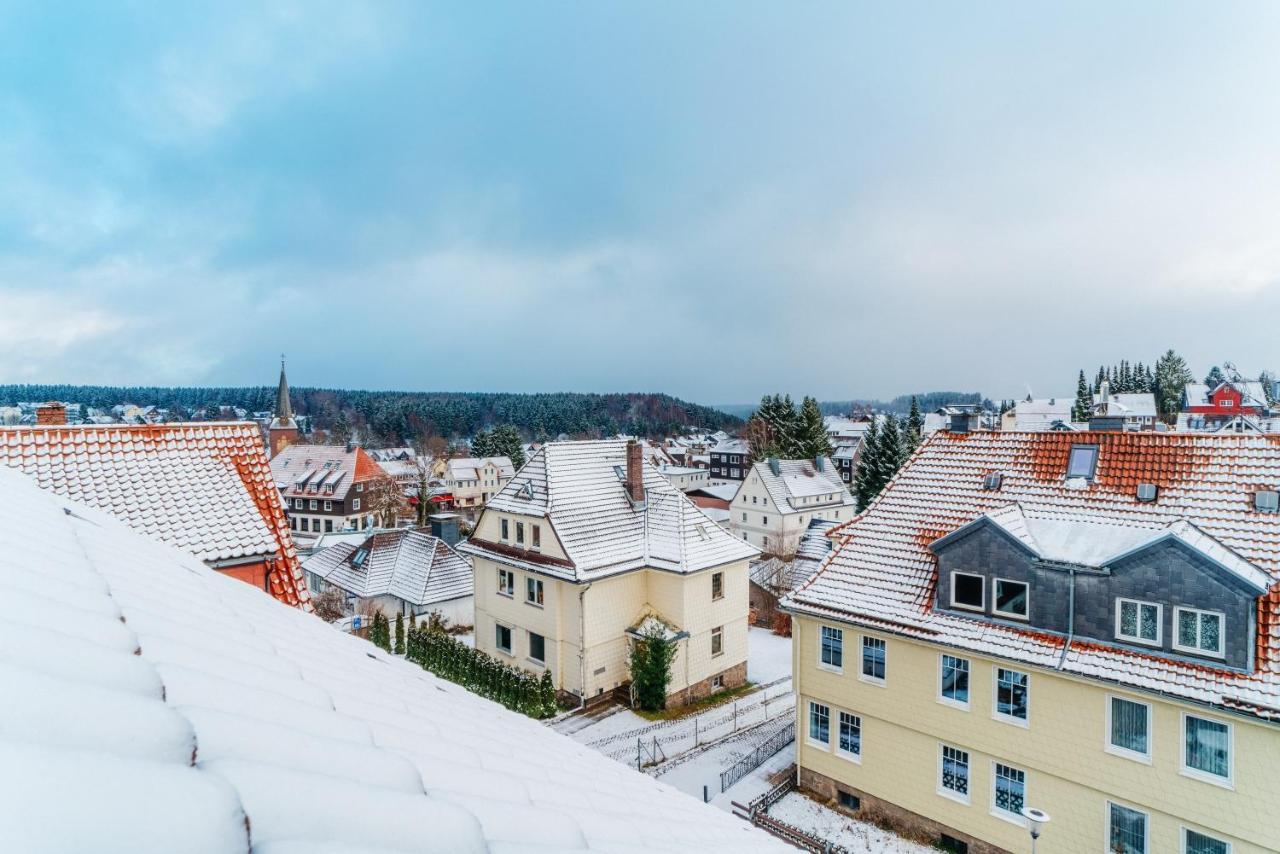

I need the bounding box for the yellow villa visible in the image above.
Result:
[784,422,1280,854]
[459,439,759,707]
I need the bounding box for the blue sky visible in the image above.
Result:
[2,2,1279,403]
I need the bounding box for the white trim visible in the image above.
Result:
[991,666,1030,728]
[938,652,971,711]
[1106,800,1150,854]
[992,577,1029,620]
[988,760,1028,827]
[1181,826,1233,854]
[1105,693,1153,764]
[1115,597,1163,647]
[949,571,985,612]
[936,742,971,805]
[1179,712,1234,789]
[859,635,887,687]
[1172,606,1226,659]
[806,700,831,749]
[834,710,862,764]
[818,624,844,674]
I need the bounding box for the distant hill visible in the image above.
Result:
[715,391,989,419]
[0,385,743,444]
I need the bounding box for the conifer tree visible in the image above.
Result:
[798,396,833,459]
[1154,349,1194,424]
[875,416,905,487]
[394,612,405,655]
[904,396,924,455]
[1204,365,1226,388]
[853,418,881,511]
[1072,370,1092,422]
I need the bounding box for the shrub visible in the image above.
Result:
[394,612,405,655]
[771,613,792,637]
[629,624,675,712]
[404,626,555,719]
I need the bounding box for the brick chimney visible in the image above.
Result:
[625,440,646,505]
[36,402,66,425]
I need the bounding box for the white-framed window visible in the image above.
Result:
[500,518,509,540]
[294,498,303,509]
[1108,801,1148,854]
[1116,598,1162,646]
[993,578,1028,619]
[526,576,544,606]
[1107,695,1151,762]
[324,500,332,511]
[528,631,545,665]
[1174,607,1224,657]
[712,571,724,600]
[837,711,861,761]
[807,701,830,746]
[939,654,970,708]
[861,636,886,683]
[819,625,843,671]
[1182,713,1231,786]
[352,498,361,511]
[950,572,985,611]
[938,744,969,802]
[356,482,364,492]
[993,667,1029,725]
[495,623,512,654]
[991,762,1025,822]
[497,568,514,597]
[1183,827,1231,854]
[1067,443,1099,479]
[308,499,317,510]
[741,512,747,522]
[711,625,724,657]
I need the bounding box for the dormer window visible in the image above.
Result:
[993,579,1029,620]
[1174,607,1223,658]
[1067,444,1099,479]
[1116,598,1161,646]
[951,572,984,611]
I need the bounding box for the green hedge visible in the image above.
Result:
[406,626,557,719]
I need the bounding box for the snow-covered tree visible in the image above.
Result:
[1204,365,1226,388]
[1155,349,1194,424]
[798,396,833,459]
[394,612,405,655]
[1072,370,1092,422]
[853,418,881,511]
[904,396,924,455]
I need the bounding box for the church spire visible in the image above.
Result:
[275,355,294,425]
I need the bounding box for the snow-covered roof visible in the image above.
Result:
[1011,398,1072,431]
[690,482,741,502]
[446,456,515,482]
[304,528,474,606]
[711,438,749,455]
[462,440,759,581]
[787,430,1280,722]
[270,444,383,499]
[1091,393,1157,419]
[0,466,787,853]
[1185,381,1269,409]
[0,422,309,609]
[749,457,855,516]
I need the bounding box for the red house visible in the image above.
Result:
[1181,380,1269,430]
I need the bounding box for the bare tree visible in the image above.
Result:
[312,587,348,622]
[367,473,408,528]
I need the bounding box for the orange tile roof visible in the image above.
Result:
[0,422,311,610]
[788,430,1280,721]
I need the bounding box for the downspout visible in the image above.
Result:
[578,582,592,709]
[1056,566,1076,669]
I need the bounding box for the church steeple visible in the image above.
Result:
[268,356,300,458]
[275,356,294,426]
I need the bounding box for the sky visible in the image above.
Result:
[2,2,1280,404]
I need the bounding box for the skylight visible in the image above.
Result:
[1136,483,1157,502]
[1255,491,1279,513]
[983,473,1003,491]
[1067,445,1099,479]
[351,547,369,568]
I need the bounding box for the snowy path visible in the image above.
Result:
[766,793,936,854]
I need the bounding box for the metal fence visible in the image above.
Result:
[719,720,795,792]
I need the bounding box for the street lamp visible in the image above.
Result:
[1021,807,1050,853]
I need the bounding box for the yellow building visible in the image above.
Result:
[459,439,759,706]
[785,427,1280,854]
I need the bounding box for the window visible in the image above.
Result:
[940,655,970,707]
[1067,444,1099,478]
[992,763,1025,820]
[993,579,1028,619]
[994,668,1028,724]
[529,631,545,664]
[531,525,540,549]
[294,498,303,509]
[741,512,747,522]
[808,701,830,745]
[1108,696,1151,760]
[951,573,984,611]
[307,499,316,510]
[323,500,332,511]
[352,498,361,511]
[1175,608,1224,657]
[301,518,309,532]
[838,791,860,811]
[711,625,724,657]
[861,637,886,682]
[526,577,544,606]
[1108,802,1148,854]
[1116,599,1162,645]
[1183,715,1231,783]
[501,519,509,540]
[939,744,969,801]
[837,711,861,760]
[1183,829,1231,854]
[712,571,724,600]
[497,568,514,596]
[516,522,525,545]
[752,495,758,504]
[820,625,843,670]
[762,516,768,526]
[324,519,333,532]
[495,623,512,654]
[711,674,723,689]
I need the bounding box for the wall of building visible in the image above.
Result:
[219,560,269,591]
[792,614,1279,853]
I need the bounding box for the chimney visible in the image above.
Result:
[36,402,66,426]
[625,440,646,506]
[428,512,461,547]
[1089,380,1124,431]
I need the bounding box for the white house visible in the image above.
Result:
[729,456,856,556]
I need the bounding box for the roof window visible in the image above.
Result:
[1136,483,1158,503]
[1066,444,1099,479]
[518,481,534,499]
[351,547,369,568]
[1255,491,1280,513]
[982,473,1003,491]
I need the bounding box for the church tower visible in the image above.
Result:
[268,357,300,458]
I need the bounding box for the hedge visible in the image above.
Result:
[406,626,557,719]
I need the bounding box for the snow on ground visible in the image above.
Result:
[747,627,792,684]
[653,717,790,800]
[710,743,795,811]
[456,630,474,648]
[766,792,936,854]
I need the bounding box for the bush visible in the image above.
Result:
[394,612,405,655]
[629,624,675,712]
[404,626,556,719]
[771,613,792,637]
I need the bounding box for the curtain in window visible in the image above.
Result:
[1108,804,1146,854]
[838,712,860,755]
[1110,698,1148,754]
[1185,717,1229,778]
[993,764,1024,815]
[940,746,968,795]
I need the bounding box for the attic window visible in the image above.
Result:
[518,482,534,500]
[1136,483,1158,503]
[1255,491,1280,513]
[613,465,626,482]
[982,473,1003,491]
[351,547,369,568]
[1067,445,1099,479]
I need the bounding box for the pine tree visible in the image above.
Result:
[538,670,557,718]
[798,396,833,459]
[903,396,924,455]
[1154,349,1194,424]
[394,612,405,655]
[852,418,881,511]
[875,416,904,488]
[1205,365,1226,388]
[1072,370,1092,422]
[1094,366,1106,393]
[408,611,417,631]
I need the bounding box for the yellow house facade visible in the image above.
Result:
[460,439,758,706]
[785,428,1280,854]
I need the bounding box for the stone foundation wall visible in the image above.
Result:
[798,766,1011,854]
[670,660,748,707]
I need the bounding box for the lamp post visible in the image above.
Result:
[1021,807,1050,854]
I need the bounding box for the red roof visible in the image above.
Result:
[0,422,311,610]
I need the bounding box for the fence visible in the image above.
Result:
[719,720,795,792]
[732,776,850,854]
